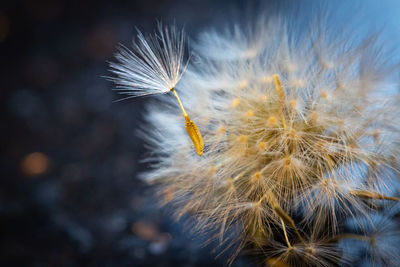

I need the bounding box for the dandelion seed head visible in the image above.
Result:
[132,10,400,265]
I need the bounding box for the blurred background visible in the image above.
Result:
[1,0,400,266]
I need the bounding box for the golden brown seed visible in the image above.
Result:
[268,116,277,125]
[349,190,400,201]
[266,258,290,267]
[217,125,226,134]
[258,141,267,150]
[245,110,254,117]
[289,99,297,109]
[209,166,216,175]
[238,135,247,143]
[185,117,204,156]
[232,98,240,107]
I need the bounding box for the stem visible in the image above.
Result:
[273,205,305,243]
[170,87,188,119]
[349,190,400,201]
[329,233,371,243]
[280,218,292,248]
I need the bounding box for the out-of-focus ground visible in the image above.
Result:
[1,0,400,266]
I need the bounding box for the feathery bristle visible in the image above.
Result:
[108,24,186,98]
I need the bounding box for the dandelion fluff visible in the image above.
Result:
[109,24,186,98]
[108,24,204,156]
[111,9,400,266]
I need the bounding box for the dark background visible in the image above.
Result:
[0,0,264,266]
[1,0,399,266]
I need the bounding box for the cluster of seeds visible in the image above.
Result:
[109,16,400,266]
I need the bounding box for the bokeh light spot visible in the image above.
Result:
[21,152,49,177]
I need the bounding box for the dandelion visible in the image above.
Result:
[108,24,203,156]
[110,11,400,266]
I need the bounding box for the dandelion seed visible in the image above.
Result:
[109,25,203,156]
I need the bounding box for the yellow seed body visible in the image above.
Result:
[349,190,400,201]
[258,141,267,150]
[217,126,226,134]
[185,117,204,156]
[246,110,254,117]
[266,258,290,267]
[239,135,247,143]
[232,98,241,107]
[289,99,297,109]
[268,116,277,125]
[254,172,261,180]
[171,88,204,157]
